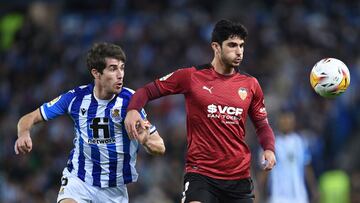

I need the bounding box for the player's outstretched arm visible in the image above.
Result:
[136,121,165,155]
[15,108,44,155]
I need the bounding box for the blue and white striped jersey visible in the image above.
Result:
[40,83,155,188]
[268,132,311,203]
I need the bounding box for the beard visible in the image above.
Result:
[220,52,240,69]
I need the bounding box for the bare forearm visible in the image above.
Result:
[17,109,43,136]
[15,108,43,155]
[142,132,165,155]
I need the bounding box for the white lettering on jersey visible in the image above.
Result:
[207,104,243,116]
[207,104,243,124]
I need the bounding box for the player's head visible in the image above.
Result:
[277,110,296,134]
[211,19,248,68]
[87,42,126,95]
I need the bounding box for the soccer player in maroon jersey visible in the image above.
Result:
[125,19,276,203]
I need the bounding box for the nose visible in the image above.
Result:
[117,69,124,79]
[236,46,243,56]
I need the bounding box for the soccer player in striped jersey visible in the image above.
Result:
[257,110,318,203]
[125,19,276,203]
[14,42,165,203]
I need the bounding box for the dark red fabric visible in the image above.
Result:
[253,118,275,152]
[127,82,161,112]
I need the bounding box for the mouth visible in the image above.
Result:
[234,58,242,64]
[115,82,123,89]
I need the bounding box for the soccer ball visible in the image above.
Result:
[310,58,350,98]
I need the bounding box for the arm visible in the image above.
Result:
[136,121,165,155]
[15,108,44,155]
[249,79,276,170]
[254,118,276,171]
[125,68,193,139]
[125,82,162,139]
[141,131,166,155]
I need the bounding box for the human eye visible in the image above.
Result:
[108,65,117,71]
[227,42,237,48]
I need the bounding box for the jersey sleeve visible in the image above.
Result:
[139,107,157,133]
[249,78,268,122]
[40,90,76,121]
[154,67,194,95]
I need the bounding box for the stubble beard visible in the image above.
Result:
[221,53,239,69]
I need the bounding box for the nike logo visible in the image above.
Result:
[202,86,213,94]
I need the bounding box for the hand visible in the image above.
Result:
[261,150,276,171]
[124,110,144,140]
[14,132,33,155]
[136,120,151,145]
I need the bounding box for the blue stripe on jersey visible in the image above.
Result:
[105,98,117,187]
[120,89,133,184]
[70,87,86,181]
[87,95,102,187]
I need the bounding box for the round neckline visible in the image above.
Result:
[93,90,116,104]
[211,66,238,78]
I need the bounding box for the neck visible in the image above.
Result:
[93,84,115,100]
[211,58,236,75]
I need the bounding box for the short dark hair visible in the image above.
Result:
[86,42,126,74]
[211,19,248,45]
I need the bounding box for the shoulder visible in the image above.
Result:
[237,69,255,78]
[122,87,135,94]
[59,84,91,101]
[193,63,212,70]
[173,64,211,73]
[69,84,92,95]
[118,87,134,99]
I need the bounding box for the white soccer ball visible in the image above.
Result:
[310,58,350,98]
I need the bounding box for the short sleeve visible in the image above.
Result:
[40,90,76,121]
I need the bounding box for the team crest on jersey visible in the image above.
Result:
[111,109,122,122]
[238,88,248,100]
[159,72,174,81]
[47,96,61,107]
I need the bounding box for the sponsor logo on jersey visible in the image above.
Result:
[238,87,247,100]
[202,86,213,94]
[88,138,116,144]
[47,96,61,107]
[207,104,243,124]
[159,72,174,81]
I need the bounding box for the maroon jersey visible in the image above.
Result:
[154,64,269,180]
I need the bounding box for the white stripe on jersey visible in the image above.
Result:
[40,105,48,120]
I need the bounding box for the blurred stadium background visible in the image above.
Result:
[0,0,359,202]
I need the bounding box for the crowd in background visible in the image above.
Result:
[0,0,360,202]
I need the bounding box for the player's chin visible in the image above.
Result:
[113,86,122,94]
[233,60,242,66]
